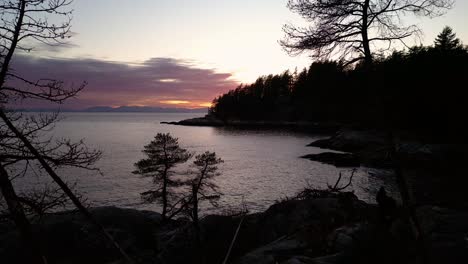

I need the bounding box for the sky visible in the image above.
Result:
[10,0,468,109]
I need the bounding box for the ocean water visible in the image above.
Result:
[11,112,397,214]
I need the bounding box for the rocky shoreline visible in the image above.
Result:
[304,128,468,209]
[161,116,340,132]
[2,191,467,264]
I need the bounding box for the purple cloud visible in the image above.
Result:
[7,55,238,109]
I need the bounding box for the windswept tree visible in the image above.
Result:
[133,133,192,220]
[187,152,223,235]
[281,0,454,66]
[184,151,223,264]
[0,1,130,263]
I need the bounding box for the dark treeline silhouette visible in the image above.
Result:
[210,27,468,140]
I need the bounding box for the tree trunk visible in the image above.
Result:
[0,164,47,264]
[162,168,168,220]
[192,184,205,264]
[192,185,200,240]
[362,0,373,67]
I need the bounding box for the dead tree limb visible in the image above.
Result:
[0,109,133,264]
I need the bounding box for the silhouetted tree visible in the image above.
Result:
[434,26,462,51]
[134,133,192,220]
[188,152,223,232]
[281,0,453,66]
[185,151,223,264]
[0,1,131,263]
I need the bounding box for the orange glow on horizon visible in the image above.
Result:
[159,100,190,105]
[159,100,211,108]
[127,98,212,109]
[198,102,212,108]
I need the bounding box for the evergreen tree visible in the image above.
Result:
[185,151,223,262]
[434,26,462,51]
[187,152,223,228]
[134,133,191,220]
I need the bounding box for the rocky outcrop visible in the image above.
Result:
[306,129,391,168]
[307,128,468,168]
[307,129,387,153]
[164,116,225,126]
[301,152,360,167]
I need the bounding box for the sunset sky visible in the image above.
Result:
[12,0,468,109]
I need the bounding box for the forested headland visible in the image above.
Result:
[209,27,468,140]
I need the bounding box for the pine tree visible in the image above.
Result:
[185,151,223,264]
[134,133,191,220]
[434,26,462,51]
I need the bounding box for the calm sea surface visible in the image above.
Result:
[14,112,397,214]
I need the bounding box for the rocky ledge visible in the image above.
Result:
[2,192,467,264]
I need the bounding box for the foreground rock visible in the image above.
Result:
[159,192,370,264]
[0,207,162,264]
[2,195,468,264]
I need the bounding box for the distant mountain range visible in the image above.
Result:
[18,106,209,113]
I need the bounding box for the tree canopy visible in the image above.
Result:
[281,0,454,66]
